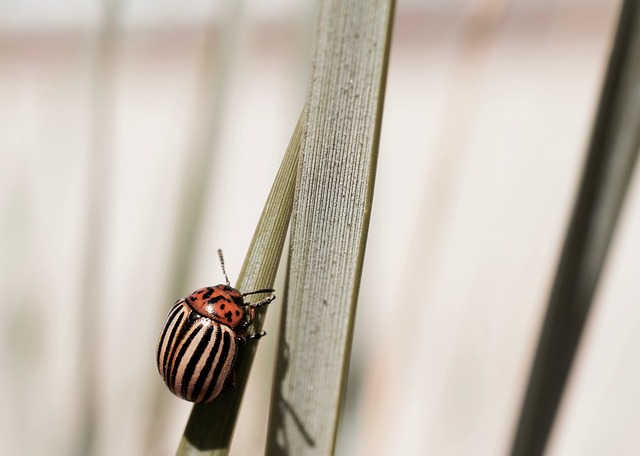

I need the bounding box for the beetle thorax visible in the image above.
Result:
[186,285,245,328]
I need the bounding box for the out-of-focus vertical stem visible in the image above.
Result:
[510,2,640,455]
[77,1,120,455]
[143,1,247,452]
[163,2,246,304]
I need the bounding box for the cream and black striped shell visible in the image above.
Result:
[156,283,274,403]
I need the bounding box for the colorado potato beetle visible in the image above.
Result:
[156,250,275,403]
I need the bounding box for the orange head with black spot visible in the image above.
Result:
[186,284,246,328]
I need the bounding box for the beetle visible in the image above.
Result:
[155,249,275,403]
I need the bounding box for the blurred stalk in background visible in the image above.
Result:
[77,1,120,454]
[143,1,247,452]
[511,1,640,455]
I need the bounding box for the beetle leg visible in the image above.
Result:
[242,307,256,329]
[235,329,265,344]
[251,293,275,309]
[246,330,266,340]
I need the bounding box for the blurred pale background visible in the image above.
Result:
[1,0,638,455]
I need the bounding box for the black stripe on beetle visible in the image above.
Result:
[170,323,204,391]
[156,302,183,370]
[155,250,276,403]
[181,324,213,398]
[161,311,184,377]
[165,309,190,385]
[204,329,233,401]
[192,323,222,402]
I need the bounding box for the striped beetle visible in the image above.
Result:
[156,250,275,403]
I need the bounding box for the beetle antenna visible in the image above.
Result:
[217,249,230,286]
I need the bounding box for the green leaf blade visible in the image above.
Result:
[266,0,395,454]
